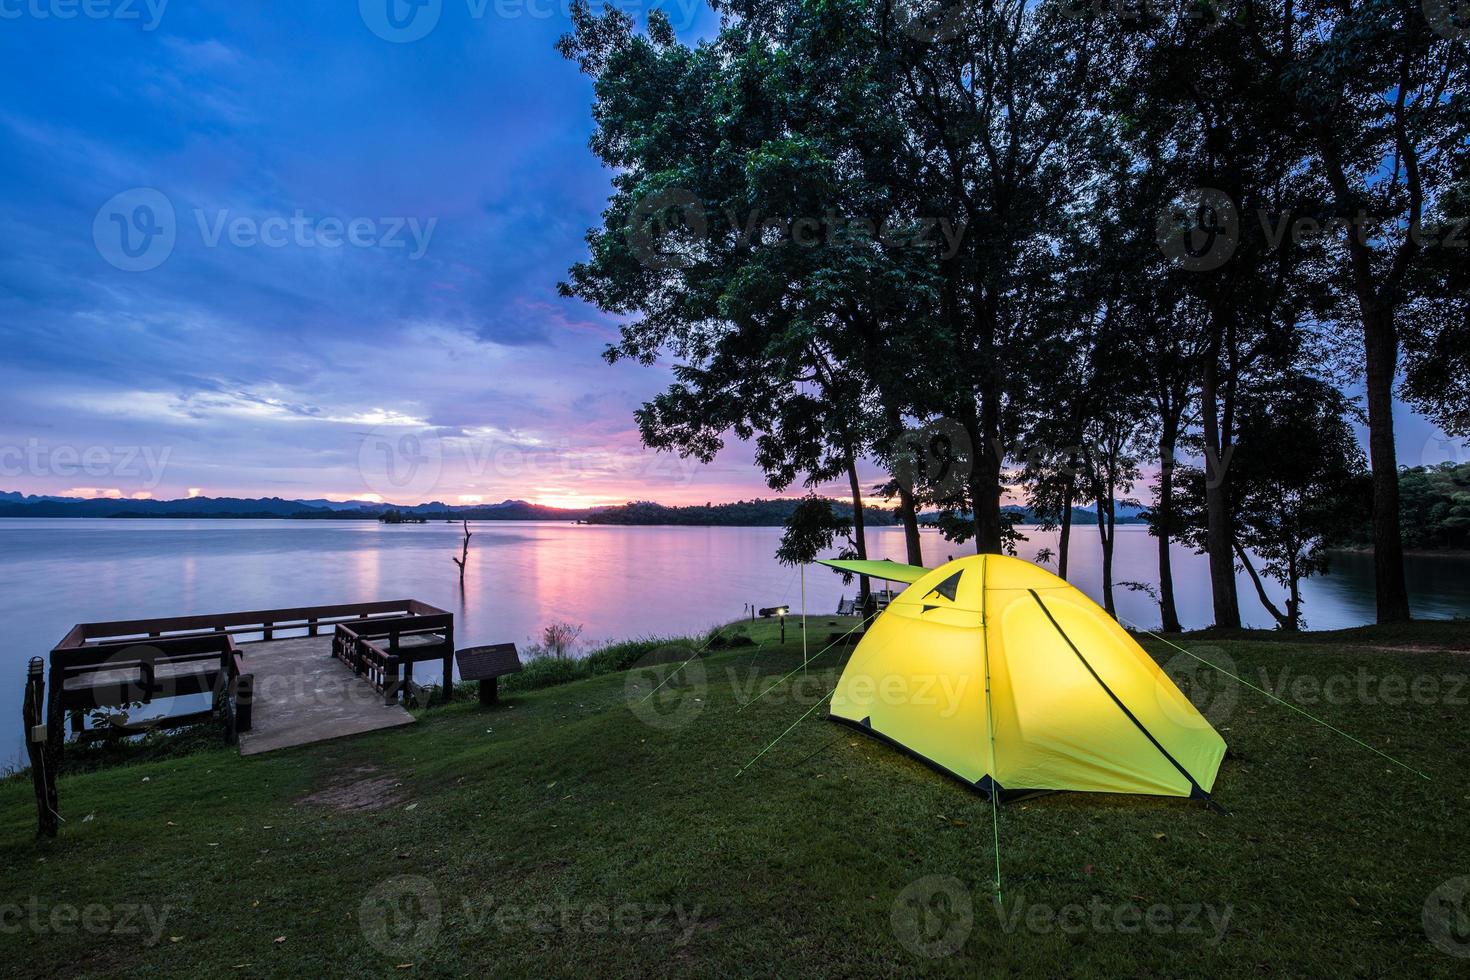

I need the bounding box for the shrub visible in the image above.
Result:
[542,622,584,659]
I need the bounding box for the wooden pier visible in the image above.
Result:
[235,635,414,756]
[19,599,474,836]
[45,599,455,757]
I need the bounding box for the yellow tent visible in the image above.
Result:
[819,554,1226,805]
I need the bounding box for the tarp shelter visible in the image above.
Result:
[818,554,1226,804]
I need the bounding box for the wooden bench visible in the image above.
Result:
[455,644,523,705]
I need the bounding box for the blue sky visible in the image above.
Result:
[0,0,759,507]
[0,1,1463,507]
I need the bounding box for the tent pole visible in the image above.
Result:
[801,564,808,673]
[980,554,1002,898]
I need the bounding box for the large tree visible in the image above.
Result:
[558,7,938,585]
[1238,0,1468,622]
[1229,373,1370,631]
[1116,5,1338,629]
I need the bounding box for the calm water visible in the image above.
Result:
[2,518,1467,764]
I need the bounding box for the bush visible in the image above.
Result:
[542,622,584,659]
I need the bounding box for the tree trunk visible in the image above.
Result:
[882,397,924,567]
[846,458,871,604]
[1058,478,1074,581]
[972,297,1004,554]
[1156,428,1183,633]
[1362,305,1412,622]
[1234,541,1290,630]
[1287,548,1302,631]
[970,398,1004,554]
[896,482,923,567]
[1200,346,1242,629]
[1097,496,1116,618]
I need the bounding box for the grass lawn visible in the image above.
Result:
[1,617,1467,977]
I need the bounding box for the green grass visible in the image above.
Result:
[2,617,1467,977]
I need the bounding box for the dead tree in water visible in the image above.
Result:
[451,520,472,585]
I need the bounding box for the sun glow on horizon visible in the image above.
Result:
[530,491,614,510]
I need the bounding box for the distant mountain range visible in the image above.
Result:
[0,491,595,521]
[0,491,1152,526]
[583,499,906,527]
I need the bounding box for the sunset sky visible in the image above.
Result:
[0,3,1462,508]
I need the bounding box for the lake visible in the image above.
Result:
[3,518,1467,765]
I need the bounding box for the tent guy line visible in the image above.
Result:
[636,627,750,705]
[737,610,879,713]
[1121,618,1433,782]
[734,683,838,779]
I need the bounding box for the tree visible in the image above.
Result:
[1401,179,1470,436]
[557,4,940,593]
[1229,374,1370,630]
[873,0,1106,552]
[775,495,853,566]
[1078,360,1148,619]
[1238,0,1467,622]
[1113,4,1338,629]
[1396,462,1470,550]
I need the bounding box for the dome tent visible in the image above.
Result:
[819,554,1226,806]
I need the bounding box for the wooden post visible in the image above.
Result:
[46,662,65,772]
[236,674,253,732]
[384,660,400,706]
[24,658,58,838]
[479,677,498,706]
[441,620,454,704]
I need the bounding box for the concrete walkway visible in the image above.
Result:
[237,636,414,756]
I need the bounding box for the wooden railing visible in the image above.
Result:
[54,598,450,647]
[331,611,455,705]
[48,633,247,746]
[47,599,451,759]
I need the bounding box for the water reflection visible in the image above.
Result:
[1,518,1465,763]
